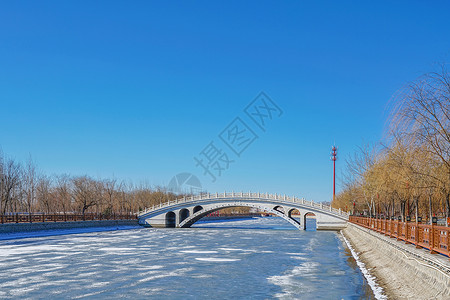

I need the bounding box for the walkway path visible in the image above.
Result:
[343,223,450,299]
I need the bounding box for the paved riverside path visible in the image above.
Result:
[344,223,450,299]
[349,223,450,273]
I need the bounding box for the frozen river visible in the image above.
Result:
[0,217,374,299]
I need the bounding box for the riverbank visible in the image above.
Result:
[0,219,139,239]
[342,223,450,299]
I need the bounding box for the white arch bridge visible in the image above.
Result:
[138,192,348,230]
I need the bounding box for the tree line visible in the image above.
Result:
[332,66,450,223]
[0,151,253,217]
[0,153,183,216]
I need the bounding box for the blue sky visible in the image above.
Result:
[1,1,450,202]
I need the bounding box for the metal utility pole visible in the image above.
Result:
[331,146,337,202]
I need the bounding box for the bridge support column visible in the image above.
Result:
[175,210,180,228]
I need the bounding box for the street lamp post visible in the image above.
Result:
[331,146,337,203]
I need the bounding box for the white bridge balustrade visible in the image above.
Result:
[138,192,349,230]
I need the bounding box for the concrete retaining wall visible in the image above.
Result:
[0,220,139,234]
[343,223,450,299]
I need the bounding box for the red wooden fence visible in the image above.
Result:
[349,216,449,259]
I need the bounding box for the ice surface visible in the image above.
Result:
[0,218,375,299]
[194,257,241,262]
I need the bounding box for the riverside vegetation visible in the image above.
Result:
[333,66,450,223]
[0,151,251,218]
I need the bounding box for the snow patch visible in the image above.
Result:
[218,248,255,252]
[341,231,387,300]
[180,250,218,254]
[195,257,240,262]
[98,247,135,252]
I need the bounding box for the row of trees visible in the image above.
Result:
[0,153,181,216]
[0,152,252,217]
[333,66,450,224]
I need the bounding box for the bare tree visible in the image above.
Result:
[390,66,450,218]
[37,175,53,214]
[0,153,23,214]
[103,178,117,215]
[72,176,98,218]
[23,157,38,214]
[55,174,72,215]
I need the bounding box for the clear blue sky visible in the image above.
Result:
[1,1,450,202]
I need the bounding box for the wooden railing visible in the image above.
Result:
[349,216,450,259]
[0,213,137,224]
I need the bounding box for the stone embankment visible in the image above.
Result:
[0,219,138,234]
[343,223,450,299]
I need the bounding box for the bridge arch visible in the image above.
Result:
[273,205,285,214]
[193,205,203,214]
[304,212,317,230]
[179,208,190,223]
[179,203,301,230]
[165,211,176,228]
[288,208,301,225]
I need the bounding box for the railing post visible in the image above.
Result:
[404,221,409,244]
[447,228,450,261]
[416,222,422,248]
[430,223,437,254]
[387,218,390,235]
[386,218,390,235]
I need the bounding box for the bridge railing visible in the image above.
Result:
[349,216,450,259]
[139,192,349,218]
